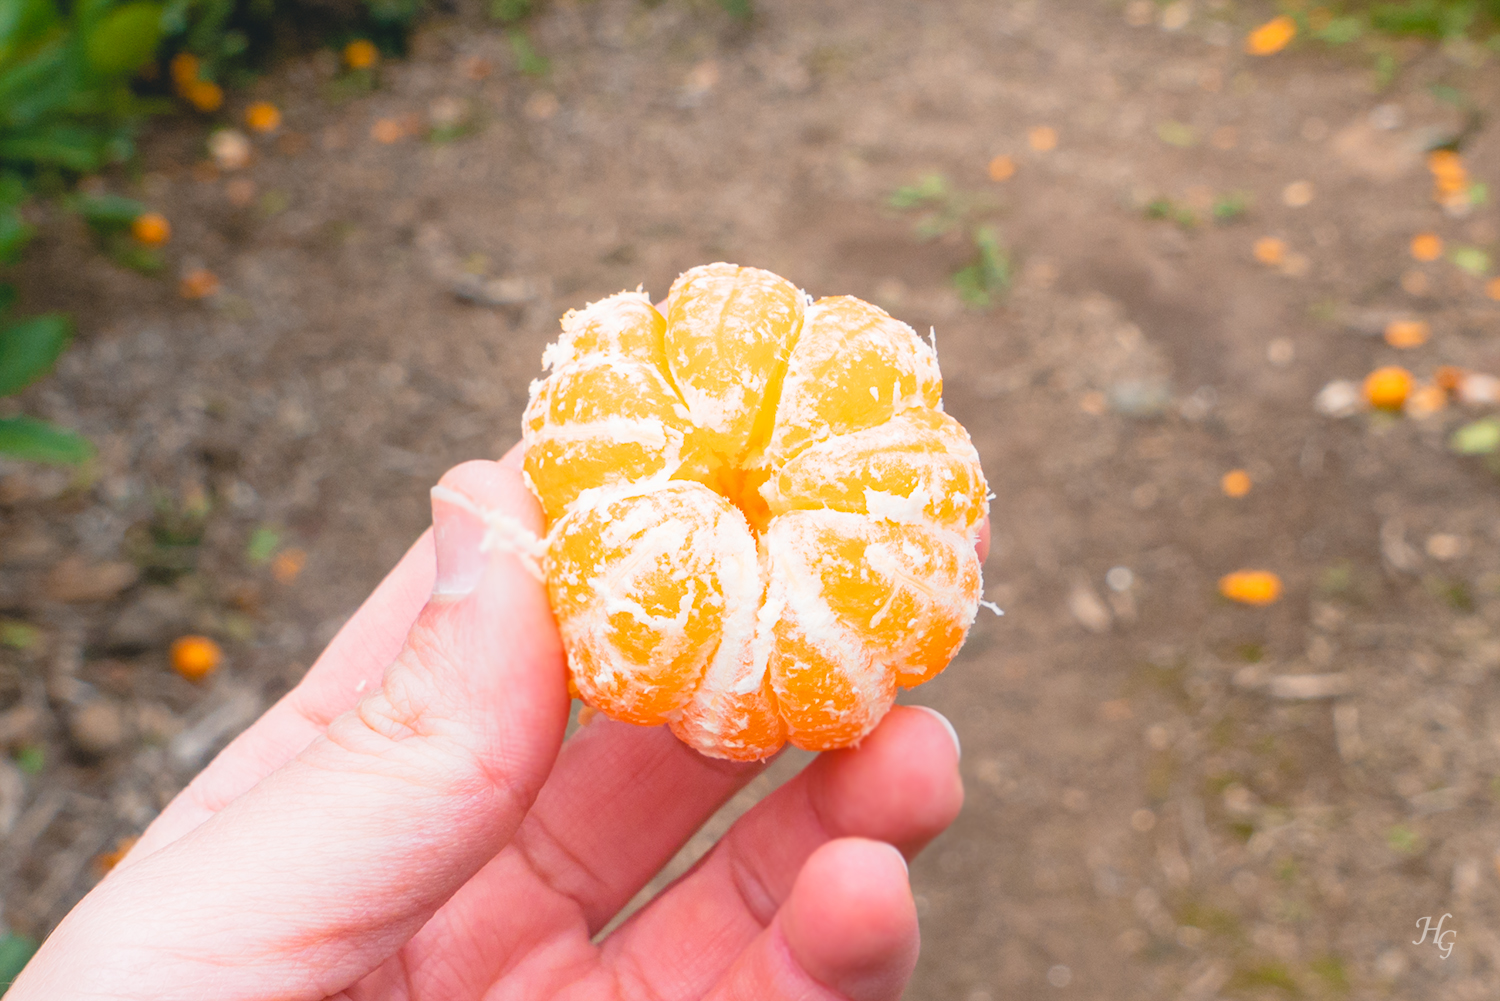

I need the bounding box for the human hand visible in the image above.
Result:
[11,444,967,1000]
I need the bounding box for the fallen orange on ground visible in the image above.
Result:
[523,264,989,760]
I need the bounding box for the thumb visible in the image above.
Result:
[15,459,569,1001]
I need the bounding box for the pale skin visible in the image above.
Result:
[12,444,985,1000]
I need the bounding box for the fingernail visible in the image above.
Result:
[877,839,910,876]
[431,485,488,597]
[910,705,961,762]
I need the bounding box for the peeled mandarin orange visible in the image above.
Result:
[524,264,988,760]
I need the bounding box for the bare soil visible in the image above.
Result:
[4,0,1500,997]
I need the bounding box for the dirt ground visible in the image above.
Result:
[4,0,1500,996]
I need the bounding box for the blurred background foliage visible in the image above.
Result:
[0,0,427,465]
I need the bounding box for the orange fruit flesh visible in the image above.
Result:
[547,483,751,726]
[664,264,803,480]
[526,265,988,760]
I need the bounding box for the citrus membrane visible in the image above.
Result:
[523,264,988,760]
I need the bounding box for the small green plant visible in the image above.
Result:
[1386,822,1422,854]
[952,225,1010,309]
[1309,955,1351,994]
[246,524,281,564]
[887,173,993,238]
[1305,0,1500,42]
[12,743,43,775]
[0,619,39,650]
[1145,196,1198,229]
[1368,0,1488,37]
[887,174,1009,309]
[1227,962,1299,995]
[1144,192,1251,230]
[486,0,548,76]
[1212,191,1251,223]
[490,0,534,20]
[506,29,549,76]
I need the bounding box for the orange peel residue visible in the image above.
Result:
[523,266,989,760]
[988,154,1016,182]
[1221,469,1252,497]
[1245,16,1296,55]
[1383,319,1429,349]
[1253,237,1286,266]
[1409,233,1443,262]
[1219,570,1282,606]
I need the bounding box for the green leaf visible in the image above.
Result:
[1450,245,1491,276]
[0,284,14,316]
[0,39,76,127]
[1451,417,1500,455]
[11,744,43,775]
[507,29,548,76]
[0,207,34,264]
[0,0,59,67]
[0,311,70,395]
[716,0,753,18]
[1429,83,1467,107]
[218,27,248,57]
[1386,822,1422,853]
[366,0,422,26]
[0,172,25,208]
[159,0,190,34]
[1315,15,1364,44]
[73,192,145,229]
[72,0,116,31]
[0,415,93,464]
[489,0,532,23]
[0,930,37,985]
[85,3,163,77]
[185,0,233,54]
[888,173,948,209]
[0,619,39,650]
[109,242,164,274]
[1373,50,1398,89]
[952,224,1010,309]
[246,525,280,563]
[1212,191,1250,222]
[0,122,111,172]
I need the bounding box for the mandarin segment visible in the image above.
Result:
[765,296,942,464]
[522,264,989,760]
[766,408,988,536]
[770,616,896,751]
[670,672,787,762]
[523,357,692,524]
[760,511,981,750]
[542,291,668,371]
[546,482,760,726]
[664,264,804,470]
